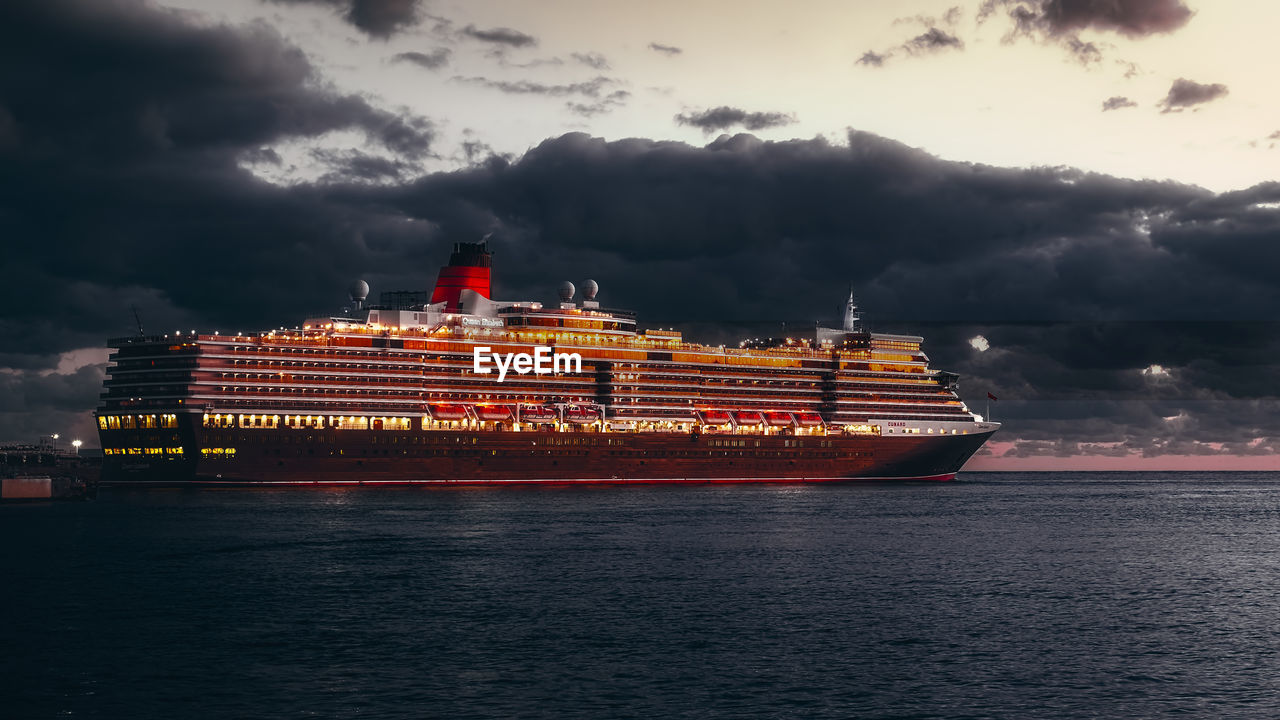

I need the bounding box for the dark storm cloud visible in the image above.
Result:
[1158,78,1229,113]
[674,107,797,133]
[267,0,421,38]
[4,1,1278,458]
[903,27,965,54]
[0,0,436,441]
[346,132,1279,455]
[346,0,419,37]
[392,48,451,69]
[648,42,683,56]
[0,361,107,446]
[460,24,537,48]
[1102,95,1137,111]
[0,1,434,159]
[311,148,412,182]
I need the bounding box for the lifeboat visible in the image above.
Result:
[795,412,825,427]
[697,410,732,425]
[519,405,558,423]
[733,411,764,426]
[475,405,513,422]
[564,405,602,424]
[428,404,468,420]
[764,411,794,427]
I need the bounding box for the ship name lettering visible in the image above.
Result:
[473,346,583,382]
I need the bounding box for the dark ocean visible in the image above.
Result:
[4,472,1280,719]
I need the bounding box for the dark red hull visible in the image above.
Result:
[99,421,996,486]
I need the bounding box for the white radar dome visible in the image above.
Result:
[582,279,599,300]
[348,279,370,302]
[558,281,576,302]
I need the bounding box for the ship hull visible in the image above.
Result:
[98,422,996,486]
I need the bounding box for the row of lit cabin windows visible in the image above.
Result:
[215,350,855,375]
[141,426,978,461]
[141,338,930,370]
[198,414,831,433]
[203,414,415,430]
[873,340,922,351]
[196,376,947,400]
[206,370,845,390]
[103,446,184,455]
[204,354,934,384]
[98,414,180,430]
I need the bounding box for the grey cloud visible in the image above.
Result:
[856,50,888,67]
[453,75,620,99]
[566,90,631,118]
[903,27,964,54]
[894,6,963,27]
[980,0,1191,66]
[1158,78,1228,113]
[242,146,283,165]
[460,24,537,47]
[648,42,682,56]
[392,48,450,70]
[981,0,1192,37]
[674,107,797,133]
[1064,37,1102,64]
[1102,95,1137,111]
[571,52,610,70]
[267,0,421,38]
[860,26,963,67]
[311,148,413,183]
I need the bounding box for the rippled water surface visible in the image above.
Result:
[4,472,1280,718]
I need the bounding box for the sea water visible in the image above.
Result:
[3,472,1279,718]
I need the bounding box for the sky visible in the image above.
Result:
[1,0,1277,470]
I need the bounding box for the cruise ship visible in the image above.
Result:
[95,242,998,485]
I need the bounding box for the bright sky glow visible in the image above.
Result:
[159,0,1280,192]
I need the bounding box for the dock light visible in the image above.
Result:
[72,440,82,455]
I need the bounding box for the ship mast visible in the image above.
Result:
[842,288,862,332]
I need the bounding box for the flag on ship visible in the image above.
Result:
[987,392,998,401]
